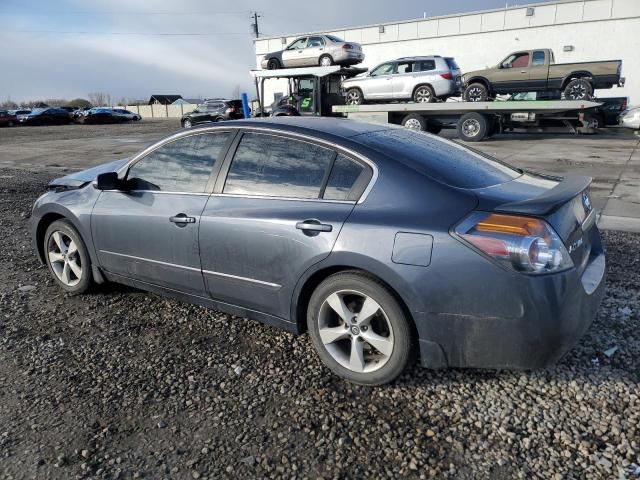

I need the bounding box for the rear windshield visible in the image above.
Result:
[227,100,243,107]
[325,35,344,43]
[356,129,521,189]
[444,58,459,70]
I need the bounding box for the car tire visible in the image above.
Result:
[564,78,594,100]
[44,219,93,294]
[182,119,192,128]
[267,58,281,70]
[307,271,413,386]
[457,112,488,142]
[413,85,435,103]
[584,113,603,130]
[319,55,334,67]
[401,113,426,131]
[463,83,489,102]
[346,88,363,105]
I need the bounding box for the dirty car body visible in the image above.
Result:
[31,118,605,381]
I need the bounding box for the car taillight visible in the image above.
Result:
[454,212,573,274]
[342,44,353,49]
[621,99,627,111]
[440,72,453,80]
[226,107,235,113]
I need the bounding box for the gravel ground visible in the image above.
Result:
[0,167,639,480]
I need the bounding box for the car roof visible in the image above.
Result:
[192,117,393,139]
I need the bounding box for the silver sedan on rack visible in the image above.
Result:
[260,35,364,69]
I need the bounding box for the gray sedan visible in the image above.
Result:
[31,118,605,385]
[261,35,364,69]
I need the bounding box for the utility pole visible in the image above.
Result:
[251,12,261,38]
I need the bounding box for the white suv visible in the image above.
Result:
[342,56,461,104]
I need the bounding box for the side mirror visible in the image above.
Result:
[95,172,120,190]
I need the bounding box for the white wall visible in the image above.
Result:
[254,0,640,105]
[126,103,197,118]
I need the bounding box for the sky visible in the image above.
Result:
[0,0,549,103]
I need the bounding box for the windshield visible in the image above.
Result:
[355,129,521,189]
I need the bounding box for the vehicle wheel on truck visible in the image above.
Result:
[401,114,427,131]
[267,58,281,70]
[457,112,488,142]
[319,55,334,67]
[346,88,363,105]
[564,78,593,100]
[584,113,603,130]
[463,83,489,102]
[413,85,435,103]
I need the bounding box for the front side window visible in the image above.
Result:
[224,133,334,199]
[128,132,230,192]
[324,154,366,201]
[507,53,530,68]
[532,51,546,66]
[370,63,395,77]
[287,38,307,50]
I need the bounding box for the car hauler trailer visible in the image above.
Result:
[251,66,602,142]
[332,100,602,141]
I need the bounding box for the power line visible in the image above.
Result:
[1,10,251,16]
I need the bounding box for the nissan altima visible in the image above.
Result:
[31,118,605,385]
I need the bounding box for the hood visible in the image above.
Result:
[48,158,129,189]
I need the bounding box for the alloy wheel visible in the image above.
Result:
[47,231,82,287]
[320,56,333,67]
[183,119,192,128]
[404,118,423,130]
[467,87,483,102]
[346,90,361,105]
[415,88,432,103]
[568,84,587,100]
[317,290,394,373]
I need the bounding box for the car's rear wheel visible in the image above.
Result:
[463,83,489,102]
[182,119,192,128]
[267,58,281,70]
[346,88,363,105]
[413,85,435,103]
[457,112,488,142]
[319,55,334,67]
[44,220,93,294]
[564,78,593,100]
[307,272,413,386]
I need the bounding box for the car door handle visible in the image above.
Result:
[170,214,196,224]
[296,220,332,233]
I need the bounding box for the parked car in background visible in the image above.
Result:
[19,108,72,126]
[10,109,32,121]
[32,117,605,385]
[342,56,461,104]
[0,110,18,127]
[261,35,364,69]
[181,100,244,128]
[619,106,640,131]
[112,108,142,121]
[82,108,127,125]
[462,49,624,101]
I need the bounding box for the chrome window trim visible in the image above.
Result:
[210,192,354,204]
[100,250,281,289]
[118,125,379,204]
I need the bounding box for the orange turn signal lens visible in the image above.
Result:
[475,213,547,238]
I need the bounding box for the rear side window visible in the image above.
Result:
[224,133,335,199]
[416,60,436,72]
[444,58,459,70]
[128,132,230,192]
[357,129,521,189]
[324,154,365,201]
[532,51,546,66]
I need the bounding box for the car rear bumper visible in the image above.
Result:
[333,51,365,64]
[415,250,606,370]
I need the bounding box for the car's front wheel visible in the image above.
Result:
[267,58,281,70]
[44,219,93,294]
[307,272,413,386]
[463,83,489,102]
[182,118,192,128]
[346,88,363,105]
[319,55,334,67]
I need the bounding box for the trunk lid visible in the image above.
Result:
[472,173,596,272]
